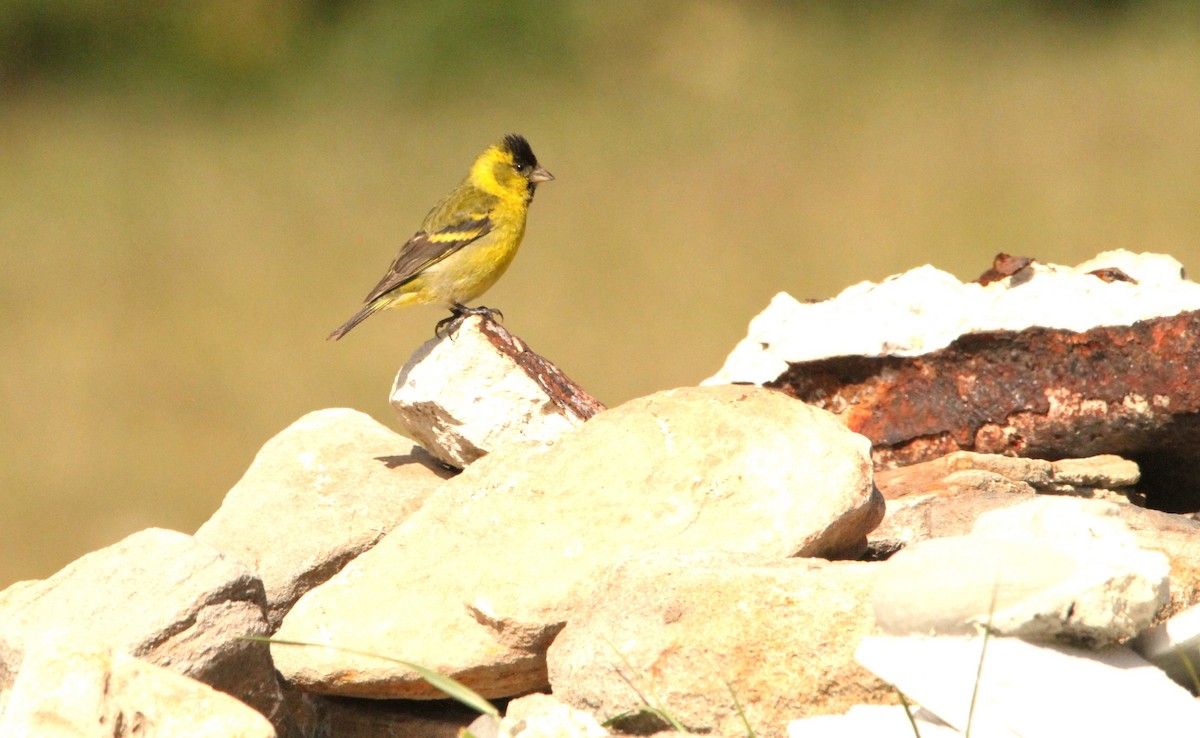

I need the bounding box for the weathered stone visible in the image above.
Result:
[197,408,452,628]
[273,386,882,700]
[0,645,276,738]
[1051,454,1140,488]
[868,488,1033,558]
[876,451,1141,502]
[856,635,1200,735]
[390,316,605,468]
[872,498,1169,645]
[870,452,1147,556]
[875,452,1044,500]
[0,528,290,734]
[870,487,1200,619]
[548,552,886,738]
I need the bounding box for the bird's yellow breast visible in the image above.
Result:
[419,209,527,305]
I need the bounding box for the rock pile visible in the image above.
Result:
[3,251,1200,737]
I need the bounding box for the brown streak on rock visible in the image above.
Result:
[479,319,607,421]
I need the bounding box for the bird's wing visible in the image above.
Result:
[361,210,494,304]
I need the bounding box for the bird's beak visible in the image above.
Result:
[529,166,554,184]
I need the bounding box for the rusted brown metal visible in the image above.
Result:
[767,309,1200,511]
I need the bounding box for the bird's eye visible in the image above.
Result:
[515,162,529,174]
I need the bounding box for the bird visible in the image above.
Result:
[328,134,554,340]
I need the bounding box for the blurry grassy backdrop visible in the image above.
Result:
[3,0,1199,586]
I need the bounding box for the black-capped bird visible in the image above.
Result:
[328,134,553,340]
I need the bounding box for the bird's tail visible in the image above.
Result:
[327,302,384,341]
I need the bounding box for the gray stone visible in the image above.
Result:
[0,528,289,734]
[0,645,276,738]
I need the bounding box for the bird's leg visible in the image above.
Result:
[435,303,504,338]
[454,302,504,322]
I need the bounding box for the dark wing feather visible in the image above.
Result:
[361,213,493,304]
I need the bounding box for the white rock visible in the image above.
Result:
[872,498,1169,645]
[390,316,603,467]
[706,250,1200,385]
[856,635,1200,736]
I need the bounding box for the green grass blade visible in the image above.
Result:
[249,636,499,717]
[965,581,1001,738]
[601,635,688,733]
[895,688,923,738]
[1177,647,1200,695]
[721,677,757,738]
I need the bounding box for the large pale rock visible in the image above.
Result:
[0,528,289,733]
[0,644,276,738]
[872,498,1170,645]
[273,386,882,699]
[390,316,605,467]
[548,552,886,738]
[197,408,452,627]
[856,635,1200,735]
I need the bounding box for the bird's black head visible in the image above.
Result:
[503,134,539,172]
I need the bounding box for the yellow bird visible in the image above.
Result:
[328,134,553,340]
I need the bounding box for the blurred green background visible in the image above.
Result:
[3,0,1199,587]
